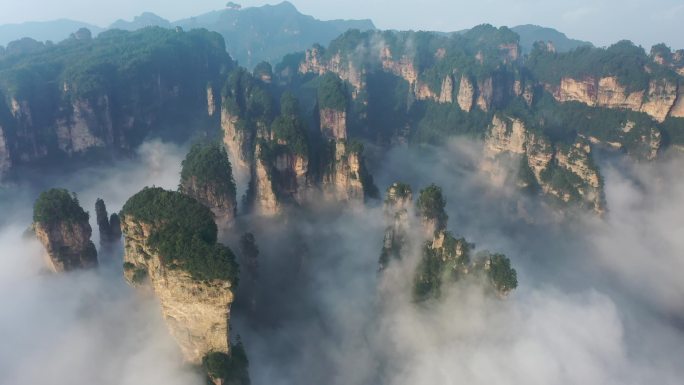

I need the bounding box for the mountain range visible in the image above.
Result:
[0,2,595,68]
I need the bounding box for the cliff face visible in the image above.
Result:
[122,217,233,364]
[180,176,237,225]
[252,144,280,216]
[320,108,347,140]
[207,85,217,117]
[457,75,475,112]
[34,220,97,272]
[484,115,604,213]
[221,109,252,174]
[55,96,112,154]
[299,43,494,108]
[380,183,413,269]
[379,182,518,298]
[322,141,365,202]
[0,28,230,176]
[551,77,681,122]
[299,47,365,98]
[0,124,10,177]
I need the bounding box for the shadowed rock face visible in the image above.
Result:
[121,215,234,364]
[32,188,98,272]
[34,220,98,272]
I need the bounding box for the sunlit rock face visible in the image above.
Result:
[121,216,233,364]
[550,76,680,122]
[484,115,604,214]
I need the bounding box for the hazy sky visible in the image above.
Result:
[0,0,682,49]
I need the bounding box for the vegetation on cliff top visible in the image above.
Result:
[0,27,230,100]
[180,142,237,200]
[121,187,239,282]
[317,72,347,111]
[416,184,448,232]
[271,92,309,156]
[202,342,250,385]
[527,40,679,93]
[413,233,473,301]
[33,188,89,225]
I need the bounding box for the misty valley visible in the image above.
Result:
[1,2,684,385]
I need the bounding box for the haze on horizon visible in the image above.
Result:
[0,0,682,50]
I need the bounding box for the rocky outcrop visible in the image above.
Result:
[320,108,347,140]
[95,198,122,247]
[35,220,98,272]
[122,216,233,364]
[181,176,237,225]
[476,77,494,112]
[670,86,684,118]
[274,151,309,204]
[554,77,598,106]
[33,189,98,272]
[0,125,11,178]
[379,183,413,269]
[549,141,603,213]
[596,77,644,110]
[221,109,252,174]
[179,143,238,226]
[207,85,217,117]
[56,97,112,154]
[378,182,518,298]
[322,141,366,202]
[252,144,280,216]
[438,75,454,104]
[299,47,365,98]
[484,115,604,213]
[457,75,475,112]
[381,48,418,85]
[641,80,678,122]
[551,77,680,122]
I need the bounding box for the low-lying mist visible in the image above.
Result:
[1,137,683,385]
[0,140,203,385]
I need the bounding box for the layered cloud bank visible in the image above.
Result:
[1,138,684,384]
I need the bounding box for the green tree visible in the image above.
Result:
[417,184,448,232]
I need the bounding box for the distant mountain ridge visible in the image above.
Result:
[109,12,172,31]
[175,1,375,68]
[512,24,593,53]
[0,3,597,67]
[0,19,104,46]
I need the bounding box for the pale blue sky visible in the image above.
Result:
[0,0,682,49]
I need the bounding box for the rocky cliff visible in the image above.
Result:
[320,108,347,140]
[322,140,375,203]
[251,143,281,216]
[33,189,98,272]
[122,217,234,363]
[378,182,518,298]
[379,182,413,269]
[549,76,681,122]
[121,188,238,365]
[95,198,122,247]
[0,28,230,178]
[0,124,10,178]
[484,115,604,213]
